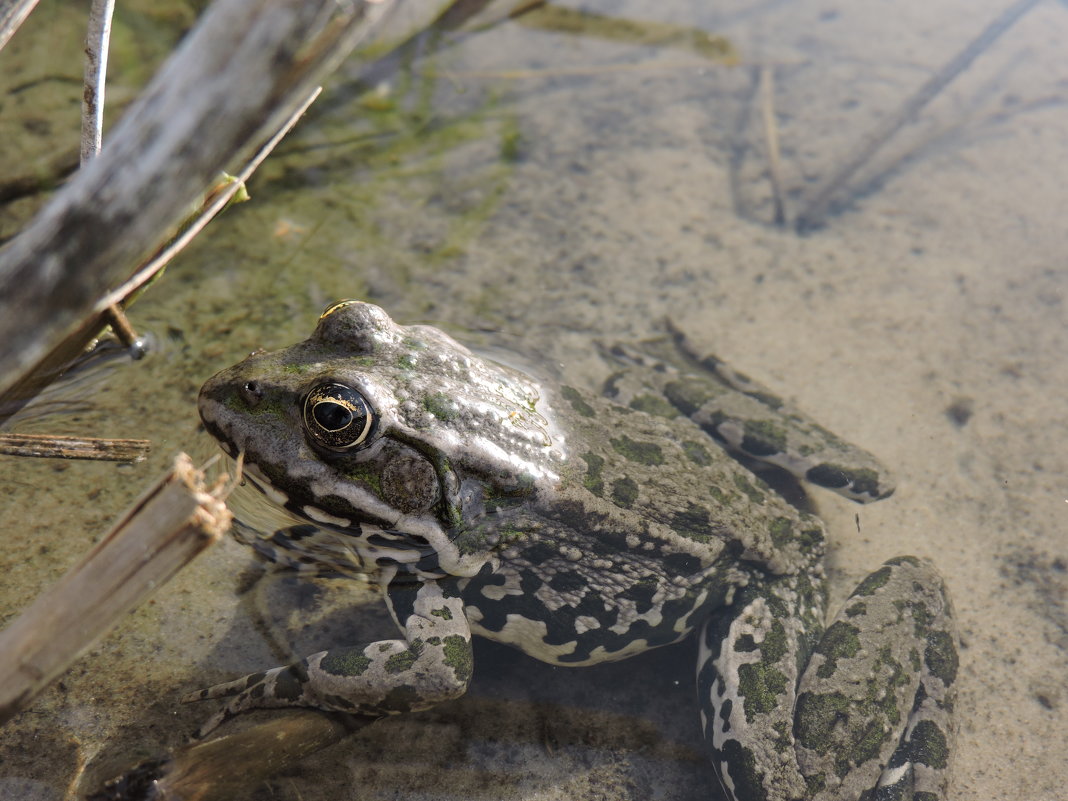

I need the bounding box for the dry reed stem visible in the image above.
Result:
[0,0,396,396]
[0,86,321,428]
[0,432,149,461]
[0,0,39,53]
[0,453,232,725]
[81,0,116,164]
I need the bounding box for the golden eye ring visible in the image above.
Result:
[302,382,375,450]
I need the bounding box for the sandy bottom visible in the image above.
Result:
[1,1,1066,799]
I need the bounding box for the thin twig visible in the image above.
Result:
[103,303,145,353]
[81,0,116,164]
[0,432,149,461]
[0,0,398,395]
[0,0,40,53]
[0,454,232,726]
[0,86,322,428]
[95,86,322,313]
[794,0,1042,232]
[759,65,786,227]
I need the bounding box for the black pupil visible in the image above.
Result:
[313,401,353,431]
[304,383,373,450]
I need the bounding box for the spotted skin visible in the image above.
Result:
[184,575,470,734]
[698,556,956,801]
[192,301,957,800]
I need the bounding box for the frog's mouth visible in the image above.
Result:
[216,460,447,579]
[230,455,448,563]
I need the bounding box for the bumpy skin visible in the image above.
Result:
[193,301,958,801]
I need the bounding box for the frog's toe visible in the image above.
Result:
[183,665,308,737]
[181,670,271,704]
[189,689,269,739]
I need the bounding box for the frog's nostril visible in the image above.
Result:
[241,380,264,406]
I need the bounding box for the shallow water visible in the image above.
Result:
[2,0,1067,799]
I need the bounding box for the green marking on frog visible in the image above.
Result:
[193,301,958,800]
[910,720,950,770]
[628,393,679,418]
[442,634,473,684]
[844,601,867,618]
[581,451,605,496]
[560,385,595,418]
[733,472,766,504]
[742,419,788,457]
[768,516,793,546]
[341,461,383,495]
[662,378,712,416]
[795,691,853,752]
[610,434,664,465]
[924,630,960,686]
[423,391,459,421]
[384,644,422,675]
[854,565,893,596]
[709,484,733,506]
[735,619,789,720]
[321,648,371,677]
[815,621,864,683]
[671,502,712,543]
[610,476,639,508]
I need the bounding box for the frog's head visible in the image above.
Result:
[198,301,564,562]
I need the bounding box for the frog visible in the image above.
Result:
[192,299,958,801]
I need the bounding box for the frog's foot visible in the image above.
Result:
[603,332,896,504]
[699,556,958,801]
[237,522,379,581]
[184,579,473,738]
[182,662,324,737]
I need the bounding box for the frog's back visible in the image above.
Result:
[460,388,825,666]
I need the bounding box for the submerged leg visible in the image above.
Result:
[697,566,827,801]
[603,329,896,503]
[795,556,957,801]
[184,577,472,736]
[698,557,957,801]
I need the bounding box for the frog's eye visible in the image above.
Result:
[302,382,375,451]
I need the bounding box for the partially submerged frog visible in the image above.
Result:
[194,300,958,801]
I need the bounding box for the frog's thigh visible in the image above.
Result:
[797,556,958,801]
[187,579,472,735]
[697,570,826,801]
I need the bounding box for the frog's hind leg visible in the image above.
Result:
[697,556,958,801]
[604,329,896,504]
[697,566,826,801]
[795,556,958,801]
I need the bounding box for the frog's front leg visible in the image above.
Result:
[184,577,472,737]
[699,557,958,801]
